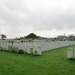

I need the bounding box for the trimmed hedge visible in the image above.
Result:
[18,49,25,54]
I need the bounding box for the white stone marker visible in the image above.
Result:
[38,47,42,55]
[22,43,27,53]
[33,46,37,55]
[4,43,8,50]
[74,49,75,58]
[67,48,73,59]
[33,46,42,55]
[26,46,30,54]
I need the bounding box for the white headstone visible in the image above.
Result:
[38,47,42,55]
[74,49,75,58]
[27,46,30,54]
[67,48,73,59]
[33,46,42,55]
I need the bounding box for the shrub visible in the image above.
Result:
[8,46,18,53]
[35,50,38,54]
[18,49,25,54]
[8,46,13,51]
[11,47,18,53]
[0,46,3,50]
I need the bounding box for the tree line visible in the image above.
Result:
[1,33,75,41]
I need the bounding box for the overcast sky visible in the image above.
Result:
[0,0,75,38]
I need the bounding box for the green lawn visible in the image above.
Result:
[0,45,75,75]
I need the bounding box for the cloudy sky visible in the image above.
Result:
[0,0,75,38]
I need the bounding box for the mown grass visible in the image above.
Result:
[0,45,75,75]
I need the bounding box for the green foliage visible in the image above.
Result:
[30,48,33,54]
[11,47,18,53]
[18,49,25,54]
[0,45,75,75]
[9,41,14,45]
[28,40,33,42]
[68,34,75,41]
[0,34,6,40]
[8,46,13,51]
[8,46,18,53]
[0,46,3,50]
[26,33,38,38]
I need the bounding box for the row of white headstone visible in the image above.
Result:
[0,40,75,55]
[67,48,75,59]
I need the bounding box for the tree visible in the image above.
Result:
[68,34,75,41]
[0,34,6,40]
[25,33,38,38]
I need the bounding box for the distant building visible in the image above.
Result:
[57,35,68,41]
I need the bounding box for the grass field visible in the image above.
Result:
[0,45,75,75]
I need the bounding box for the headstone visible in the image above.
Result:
[33,46,42,55]
[74,49,75,58]
[33,46,37,55]
[26,46,30,54]
[67,48,73,59]
[38,47,42,55]
[23,42,28,53]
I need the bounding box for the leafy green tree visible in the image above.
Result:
[26,33,38,38]
[0,34,6,40]
[68,34,75,41]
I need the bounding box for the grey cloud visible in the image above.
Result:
[0,0,75,38]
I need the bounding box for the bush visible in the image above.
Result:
[0,46,3,50]
[8,46,18,53]
[18,49,25,54]
[8,46,13,51]
[11,47,18,53]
